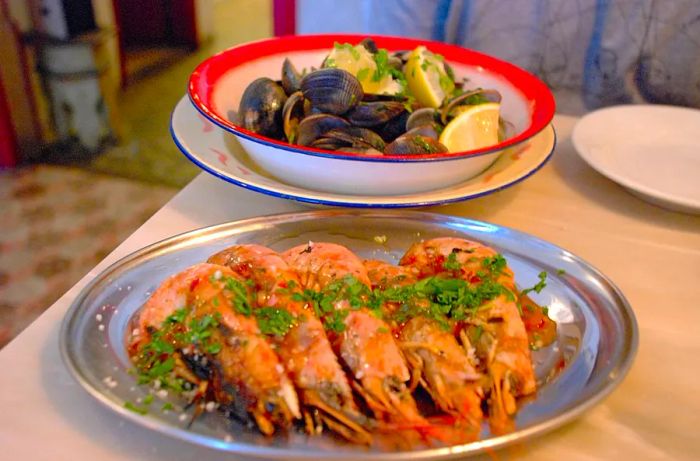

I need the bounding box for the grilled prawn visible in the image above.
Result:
[364,260,483,435]
[281,242,426,428]
[129,263,300,435]
[400,238,536,432]
[208,245,372,444]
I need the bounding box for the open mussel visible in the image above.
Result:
[405,124,441,140]
[296,114,350,146]
[359,37,379,54]
[237,78,288,138]
[320,126,386,151]
[281,58,303,95]
[282,91,309,143]
[441,89,502,124]
[403,107,443,140]
[347,101,406,128]
[301,68,363,115]
[406,108,439,132]
[385,134,448,155]
[234,44,505,157]
[379,111,410,142]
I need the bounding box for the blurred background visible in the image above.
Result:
[0,0,273,347]
[1,0,698,347]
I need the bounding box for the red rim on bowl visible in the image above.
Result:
[189,34,555,163]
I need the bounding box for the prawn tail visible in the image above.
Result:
[303,389,374,445]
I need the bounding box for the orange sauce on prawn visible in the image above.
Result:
[519,294,557,349]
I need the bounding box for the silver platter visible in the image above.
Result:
[60,210,638,460]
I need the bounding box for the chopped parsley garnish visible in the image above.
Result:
[481,254,507,276]
[450,88,491,104]
[438,72,454,94]
[521,271,548,296]
[443,251,461,271]
[325,309,350,333]
[381,274,510,329]
[356,67,370,81]
[256,307,296,336]
[165,308,187,324]
[124,401,148,415]
[333,42,360,60]
[371,49,391,82]
[557,269,566,275]
[133,305,224,391]
[222,276,252,315]
[412,135,438,153]
[291,275,377,332]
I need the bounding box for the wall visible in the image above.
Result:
[0,0,41,158]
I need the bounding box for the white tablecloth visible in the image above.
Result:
[1,115,698,460]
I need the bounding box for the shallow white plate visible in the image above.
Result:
[171,97,555,208]
[572,105,700,214]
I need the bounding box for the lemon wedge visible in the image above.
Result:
[404,46,454,108]
[438,102,501,152]
[325,43,402,95]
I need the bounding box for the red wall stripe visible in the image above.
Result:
[273,0,296,36]
[0,74,18,168]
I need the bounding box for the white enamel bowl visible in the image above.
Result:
[189,34,555,196]
[170,97,556,208]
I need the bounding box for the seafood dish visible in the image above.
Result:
[127,237,557,448]
[231,38,508,156]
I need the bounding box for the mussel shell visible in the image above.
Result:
[405,124,441,140]
[379,111,410,142]
[391,50,411,65]
[405,107,440,132]
[282,91,305,143]
[301,68,363,115]
[337,146,384,155]
[361,93,409,103]
[238,78,288,138]
[322,127,386,152]
[441,89,503,124]
[384,134,448,155]
[281,58,302,95]
[309,138,344,150]
[296,114,350,146]
[347,101,406,127]
[388,56,403,71]
[359,37,378,54]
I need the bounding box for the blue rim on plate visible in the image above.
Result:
[170,97,557,208]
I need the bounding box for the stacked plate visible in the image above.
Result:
[173,34,557,207]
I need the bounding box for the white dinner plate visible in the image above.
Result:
[170,96,555,208]
[572,105,700,214]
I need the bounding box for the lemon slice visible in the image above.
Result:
[325,43,402,95]
[438,102,501,152]
[404,46,454,108]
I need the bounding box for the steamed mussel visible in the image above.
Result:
[236,78,287,139]
[232,39,507,155]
